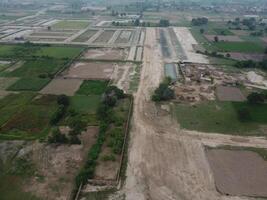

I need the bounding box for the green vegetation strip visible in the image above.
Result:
[7,78,50,91]
[214,41,265,53]
[173,101,267,136]
[76,80,109,96]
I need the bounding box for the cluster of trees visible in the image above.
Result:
[191,17,208,26]
[228,17,259,30]
[152,77,175,101]
[159,19,170,27]
[75,86,126,186]
[235,60,267,71]
[50,95,70,125]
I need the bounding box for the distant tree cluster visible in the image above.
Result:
[235,60,267,71]
[152,77,175,101]
[159,19,170,27]
[191,17,208,26]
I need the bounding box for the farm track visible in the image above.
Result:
[121,27,266,200]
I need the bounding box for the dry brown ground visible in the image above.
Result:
[216,85,246,102]
[82,48,128,60]
[40,78,82,96]
[113,28,267,200]
[62,62,114,80]
[93,30,115,43]
[206,149,267,197]
[228,52,267,62]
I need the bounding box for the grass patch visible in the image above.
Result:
[34,46,83,59]
[70,95,101,114]
[173,101,264,135]
[52,20,89,29]
[76,80,108,96]
[214,41,265,53]
[7,78,50,91]
[213,28,234,35]
[5,59,66,77]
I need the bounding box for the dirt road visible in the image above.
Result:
[122,28,265,200]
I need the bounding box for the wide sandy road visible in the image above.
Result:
[122,28,263,200]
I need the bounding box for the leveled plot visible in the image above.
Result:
[73,29,98,42]
[214,41,265,53]
[63,62,114,80]
[216,86,245,102]
[93,30,115,43]
[115,30,133,43]
[0,77,18,90]
[205,35,242,42]
[7,77,50,91]
[52,20,89,30]
[207,149,267,197]
[41,78,82,96]
[229,52,267,62]
[5,59,66,77]
[76,80,108,95]
[82,48,128,60]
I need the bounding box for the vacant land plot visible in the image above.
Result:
[34,46,83,59]
[0,77,18,90]
[63,62,114,80]
[52,20,89,30]
[82,48,128,60]
[73,30,98,42]
[205,35,243,42]
[206,149,267,197]
[7,78,50,91]
[93,30,115,43]
[216,86,245,102]
[5,59,66,77]
[174,101,263,135]
[70,95,100,114]
[229,52,267,61]
[76,80,108,95]
[115,30,133,43]
[40,78,82,96]
[214,41,265,53]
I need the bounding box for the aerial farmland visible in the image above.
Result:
[1,0,267,200]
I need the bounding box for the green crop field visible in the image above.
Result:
[52,20,90,29]
[34,46,84,59]
[70,95,101,114]
[76,80,108,96]
[173,101,267,136]
[214,41,265,53]
[7,78,50,91]
[4,59,66,77]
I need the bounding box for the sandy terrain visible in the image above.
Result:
[82,48,128,60]
[40,78,82,96]
[207,149,267,197]
[63,62,115,80]
[113,27,267,200]
[173,27,209,64]
[216,85,246,102]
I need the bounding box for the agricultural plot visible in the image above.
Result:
[52,20,90,30]
[216,86,246,102]
[7,77,50,91]
[73,29,98,42]
[228,52,267,61]
[40,78,82,96]
[205,35,243,42]
[93,30,115,43]
[214,41,265,53]
[115,30,133,44]
[206,148,267,197]
[82,48,128,60]
[76,80,108,96]
[62,62,115,80]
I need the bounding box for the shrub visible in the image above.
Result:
[101,154,116,162]
[152,78,175,102]
[57,95,70,106]
[50,105,66,125]
[238,108,251,122]
[48,128,68,144]
[69,135,81,144]
[247,92,265,104]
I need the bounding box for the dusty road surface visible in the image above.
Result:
[121,27,267,200]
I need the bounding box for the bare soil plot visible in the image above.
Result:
[205,35,243,42]
[82,48,128,60]
[73,29,98,42]
[30,32,73,37]
[261,37,267,44]
[93,30,115,43]
[206,149,267,197]
[229,52,267,61]
[62,62,114,80]
[0,77,18,90]
[40,78,82,96]
[27,37,67,42]
[115,30,133,43]
[231,30,250,36]
[216,85,245,102]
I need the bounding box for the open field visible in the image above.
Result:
[214,41,265,53]
[76,80,108,96]
[216,86,246,102]
[207,148,267,197]
[115,30,133,44]
[7,77,50,91]
[52,20,90,30]
[93,30,115,43]
[173,101,267,135]
[73,30,98,42]
[204,35,243,42]
[40,78,82,96]
[228,52,267,61]
[82,48,128,60]
[62,62,114,80]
